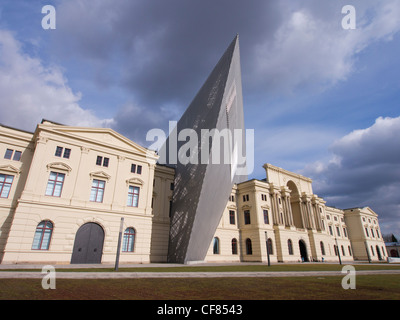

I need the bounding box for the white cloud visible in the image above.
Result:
[0,29,113,131]
[253,0,400,94]
[302,116,400,235]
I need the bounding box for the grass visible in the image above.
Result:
[0,275,399,300]
[1,263,399,300]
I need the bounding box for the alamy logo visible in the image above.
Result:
[146,121,254,178]
[41,265,56,289]
[41,5,56,30]
[342,5,356,30]
[341,265,356,289]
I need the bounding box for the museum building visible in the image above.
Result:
[0,120,387,264]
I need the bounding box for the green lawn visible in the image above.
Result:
[0,275,399,300]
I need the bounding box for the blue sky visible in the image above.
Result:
[0,0,399,237]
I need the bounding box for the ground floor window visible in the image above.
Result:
[246,238,252,255]
[267,238,273,255]
[32,220,53,250]
[231,238,238,255]
[288,239,293,255]
[320,241,325,255]
[122,227,136,252]
[213,237,220,254]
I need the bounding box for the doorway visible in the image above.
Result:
[299,240,308,262]
[71,222,104,264]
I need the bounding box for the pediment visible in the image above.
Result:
[90,171,111,181]
[0,164,21,175]
[126,177,145,186]
[40,123,157,160]
[364,206,378,217]
[46,162,72,173]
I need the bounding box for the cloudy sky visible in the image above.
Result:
[1,0,399,237]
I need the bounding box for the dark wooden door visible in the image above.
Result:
[71,223,104,264]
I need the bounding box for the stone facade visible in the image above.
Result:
[0,121,387,264]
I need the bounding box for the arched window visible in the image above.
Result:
[231,238,238,255]
[122,227,136,252]
[213,237,220,254]
[246,238,252,255]
[288,239,293,255]
[267,238,273,255]
[32,220,53,250]
[320,241,325,255]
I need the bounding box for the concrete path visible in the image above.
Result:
[0,267,399,279]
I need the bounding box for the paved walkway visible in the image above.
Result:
[1,269,400,279]
[0,262,399,279]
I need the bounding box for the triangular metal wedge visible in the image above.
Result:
[161,35,248,263]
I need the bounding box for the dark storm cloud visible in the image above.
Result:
[55,0,280,109]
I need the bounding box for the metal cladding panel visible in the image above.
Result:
[164,36,247,263]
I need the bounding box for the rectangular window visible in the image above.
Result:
[229,210,235,224]
[137,165,142,174]
[55,147,71,159]
[55,146,63,157]
[103,157,109,167]
[96,156,109,167]
[45,172,65,197]
[336,226,341,237]
[96,156,103,166]
[329,225,333,236]
[127,186,140,207]
[90,179,105,202]
[63,148,71,159]
[244,210,251,225]
[131,164,136,173]
[0,174,14,198]
[4,149,13,159]
[12,150,22,161]
[4,149,22,161]
[365,228,369,237]
[263,210,269,224]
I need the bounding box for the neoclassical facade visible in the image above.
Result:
[205,164,387,263]
[0,120,386,264]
